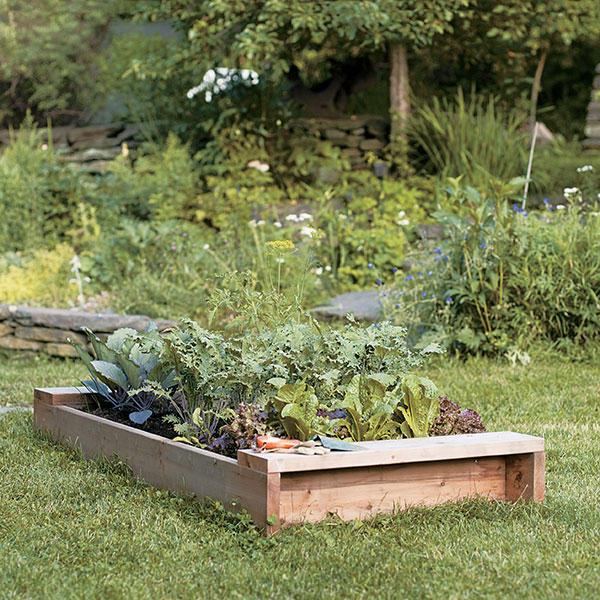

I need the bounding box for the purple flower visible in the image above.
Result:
[421,292,427,298]
[171,245,177,251]
[367,263,373,269]
[543,198,549,205]
[392,267,398,273]
[480,243,486,249]
[376,279,383,285]
[182,232,188,237]
[445,297,452,303]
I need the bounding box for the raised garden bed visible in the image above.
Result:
[34,387,545,533]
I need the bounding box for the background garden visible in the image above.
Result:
[1,1,600,598]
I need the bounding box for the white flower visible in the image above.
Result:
[300,226,317,238]
[286,214,299,222]
[273,221,282,228]
[203,244,210,250]
[338,214,347,219]
[325,265,332,271]
[315,267,323,275]
[275,258,285,264]
[247,160,270,172]
[298,212,313,221]
[397,210,406,218]
[397,219,410,226]
[257,220,266,226]
[69,255,82,272]
[556,204,566,210]
[41,143,48,151]
[563,187,579,198]
[576,165,593,173]
[248,220,257,227]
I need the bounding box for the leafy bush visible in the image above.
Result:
[384,179,600,354]
[0,243,77,306]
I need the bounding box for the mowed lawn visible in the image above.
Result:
[0,351,599,599]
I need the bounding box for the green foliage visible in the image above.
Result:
[0,243,78,306]
[398,374,440,438]
[409,88,528,189]
[384,179,600,354]
[0,0,121,125]
[335,374,402,441]
[74,326,176,424]
[269,379,333,441]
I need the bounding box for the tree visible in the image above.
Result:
[135,1,473,145]
[0,0,121,125]
[483,0,600,132]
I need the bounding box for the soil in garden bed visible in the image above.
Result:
[83,402,176,440]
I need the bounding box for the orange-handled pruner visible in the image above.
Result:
[256,435,301,450]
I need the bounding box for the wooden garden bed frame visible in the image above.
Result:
[34,387,545,534]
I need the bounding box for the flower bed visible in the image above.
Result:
[34,387,545,533]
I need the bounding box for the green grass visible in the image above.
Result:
[0,353,85,407]
[1,352,600,598]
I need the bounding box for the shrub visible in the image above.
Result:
[0,243,78,306]
[384,179,600,354]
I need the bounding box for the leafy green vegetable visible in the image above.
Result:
[398,375,440,438]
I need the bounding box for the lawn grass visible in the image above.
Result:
[1,352,599,598]
[0,353,85,406]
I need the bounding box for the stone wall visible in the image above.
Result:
[0,123,141,173]
[584,64,600,150]
[0,304,177,357]
[292,115,388,168]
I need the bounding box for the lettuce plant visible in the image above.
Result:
[398,374,440,438]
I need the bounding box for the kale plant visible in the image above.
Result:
[72,326,177,424]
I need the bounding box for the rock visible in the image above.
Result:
[594,75,600,89]
[14,325,86,345]
[45,343,79,358]
[418,224,446,239]
[83,160,111,173]
[1,304,178,333]
[67,123,124,145]
[0,336,44,351]
[359,138,385,151]
[351,127,365,135]
[0,304,15,319]
[595,63,600,74]
[583,137,600,150]
[342,148,362,157]
[312,290,382,322]
[0,322,13,337]
[366,119,388,137]
[338,135,362,148]
[323,128,347,140]
[59,147,122,163]
[585,123,600,138]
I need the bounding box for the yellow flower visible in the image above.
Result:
[264,240,296,254]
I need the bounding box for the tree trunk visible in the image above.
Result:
[529,48,548,135]
[389,41,410,144]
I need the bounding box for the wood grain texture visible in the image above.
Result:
[239,432,545,474]
[34,399,270,527]
[34,387,90,408]
[278,457,506,525]
[505,452,546,503]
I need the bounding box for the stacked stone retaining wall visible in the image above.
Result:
[0,304,176,357]
[291,115,388,168]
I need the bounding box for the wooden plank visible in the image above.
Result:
[34,387,90,408]
[239,432,545,474]
[505,452,545,503]
[34,400,270,527]
[278,457,506,525]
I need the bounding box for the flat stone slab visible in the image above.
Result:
[312,290,381,321]
[0,304,177,333]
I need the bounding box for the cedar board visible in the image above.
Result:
[34,387,545,532]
